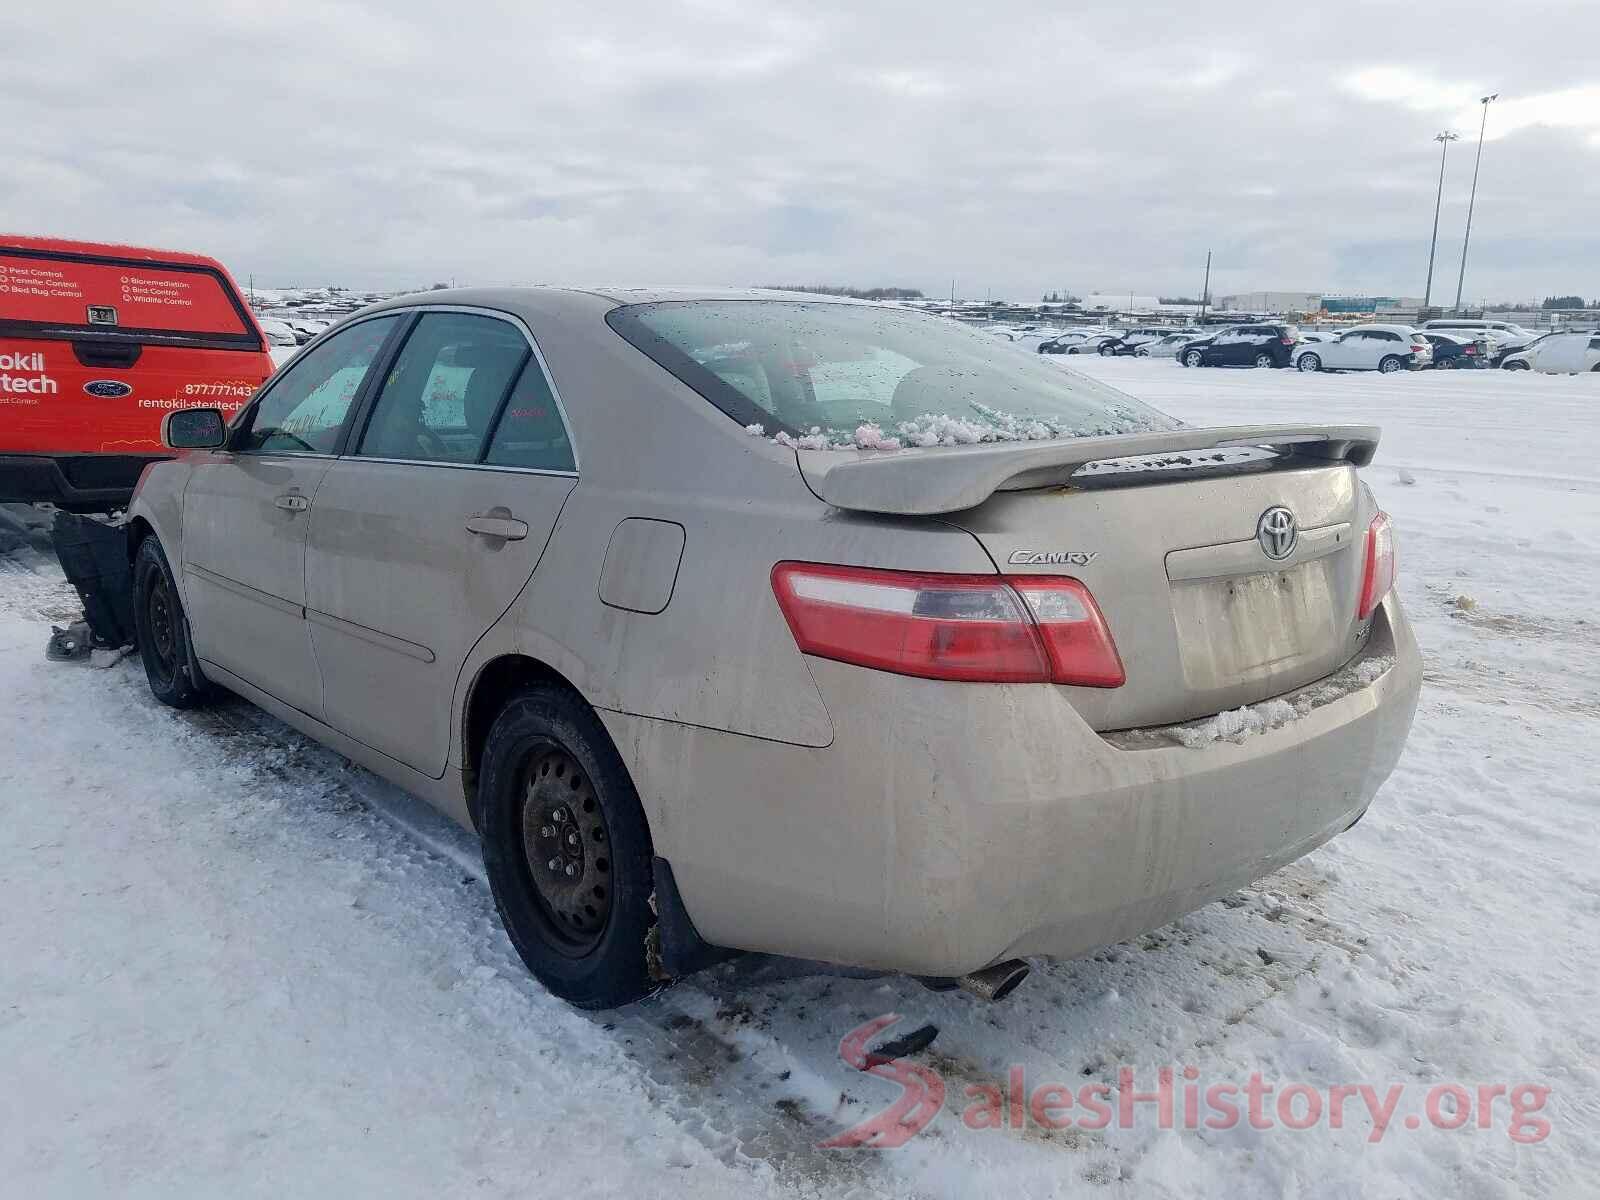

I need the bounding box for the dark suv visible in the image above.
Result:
[1180,323,1299,369]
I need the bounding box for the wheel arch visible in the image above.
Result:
[461,652,589,829]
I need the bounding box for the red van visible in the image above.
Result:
[0,235,274,511]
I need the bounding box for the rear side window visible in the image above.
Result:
[482,358,576,472]
[241,316,399,455]
[0,247,259,350]
[357,312,529,464]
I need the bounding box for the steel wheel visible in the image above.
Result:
[518,742,613,955]
[145,570,179,687]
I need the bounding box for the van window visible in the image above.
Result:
[240,316,399,455]
[0,248,259,350]
[357,313,529,464]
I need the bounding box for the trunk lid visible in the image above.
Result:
[797,427,1379,730]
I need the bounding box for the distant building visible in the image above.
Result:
[1081,293,1162,314]
[1217,291,1322,314]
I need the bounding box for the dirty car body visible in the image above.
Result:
[127,287,1420,1006]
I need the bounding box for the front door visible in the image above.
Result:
[305,309,578,777]
[182,314,401,715]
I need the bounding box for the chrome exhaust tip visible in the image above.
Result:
[957,958,1030,1002]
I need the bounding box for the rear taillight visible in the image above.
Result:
[1463,345,1478,355]
[770,563,1125,687]
[1357,512,1395,620]
[1280,337,1295,346]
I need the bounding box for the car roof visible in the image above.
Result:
[355,285,901,326]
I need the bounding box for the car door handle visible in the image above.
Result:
[465,512,529,541]
[274,494,310,512]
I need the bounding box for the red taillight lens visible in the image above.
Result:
[1009,576,1126,687]
[1464,345,1478,355]
[770,563,1124,687]
[1280,338,1295,346]
[1358,512,1395,620]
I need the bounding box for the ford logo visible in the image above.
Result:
[84,380,133,398]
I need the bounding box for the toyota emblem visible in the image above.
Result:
[1257,506,1298,560]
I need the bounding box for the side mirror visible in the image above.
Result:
[162,407,228,450]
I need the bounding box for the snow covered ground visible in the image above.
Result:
[2,359,1596,1198]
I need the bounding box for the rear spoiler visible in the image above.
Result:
[797,424,1380,516]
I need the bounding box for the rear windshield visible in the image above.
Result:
[0,248,260,350]
[608,300,1177,449]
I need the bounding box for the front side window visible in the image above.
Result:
[240,315,399,454]
[608,301,1175,448]
[357,312,529,464]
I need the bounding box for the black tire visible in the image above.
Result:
[1098,342,1116,356]
[1378,355,1404,374]
[1183,349,1205,368]
[1253,352,1275,368]
[132,536,211,709]
[1297,353,1322,372]
[479,684,657,1009]
[1502,359,1530,371]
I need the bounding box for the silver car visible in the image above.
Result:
[130,288,1420,1008]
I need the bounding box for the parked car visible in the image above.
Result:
[1036,331,1094,354]
[1499,331,1600,372]
[1136,332,1201,358]
[1097,326,1179,356]
[1292,325,1432,373]
[1420,319,1539,363]
[131,287,1419,1009]
[1420,332,1489,369]
[0,234,274,511]
[1180,323,1300,368]
[1067,330,1124,355]
[258,318,301,348]
[1037,329,1115,355]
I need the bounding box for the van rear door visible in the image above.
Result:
[0,242,274,507]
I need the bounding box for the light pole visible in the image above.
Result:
[1454,93,1498,313]
[1423,131,1457,309]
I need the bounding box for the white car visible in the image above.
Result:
[1293,324,1432,373]
[1499,331,1600,373]
[1136,331,1201,358]
[1420,319,1539,359]
[257,318,301,348]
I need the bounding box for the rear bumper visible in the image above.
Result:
[602,594,1421,978]
[0,454,162,512]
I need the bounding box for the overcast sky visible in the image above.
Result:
[7,1,1599,303]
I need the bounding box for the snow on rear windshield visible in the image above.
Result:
[609,301,1179,450]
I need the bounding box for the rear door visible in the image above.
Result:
[0,245,271,459]
[182,314,402,716]
[304,309,578,778]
